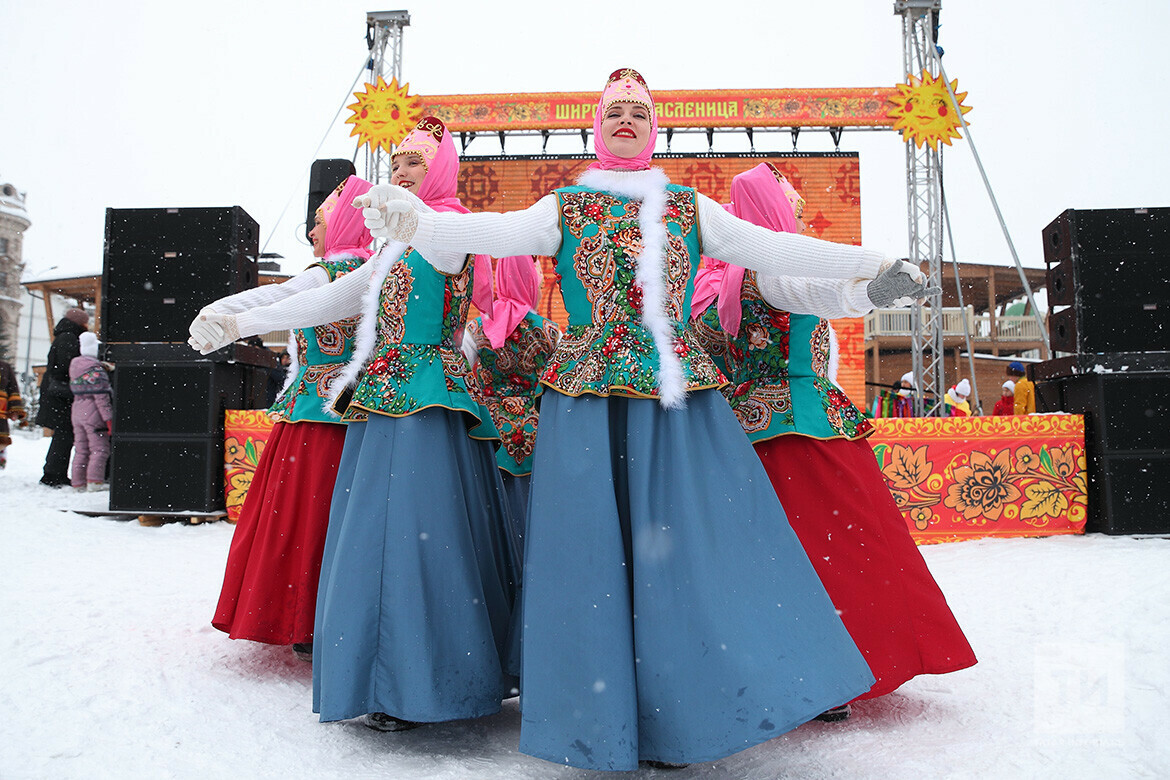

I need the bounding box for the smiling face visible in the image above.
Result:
[600,101,652,159]
[308,212,327,258]
[390,152,427,192]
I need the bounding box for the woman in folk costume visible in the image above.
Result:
[691,163,976,718]
[461,255,560,536]
[355,68,935,771]
[191,117,519,733]
[191,175,374,660]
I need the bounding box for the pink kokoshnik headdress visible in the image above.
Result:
[590,68,658,171]
[393,116,492,314]
[319,175,375,260]
[480,256,541,349]
[710,163,807,336]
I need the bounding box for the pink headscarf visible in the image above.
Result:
[690,255,730,320]
[717,163,807,335]
[480,256,540,349]
[393,116,493,315]
[590,68,658,171]
[320,175,375,260]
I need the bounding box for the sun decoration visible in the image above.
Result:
[887,70,972,151]
[345,76,423,154]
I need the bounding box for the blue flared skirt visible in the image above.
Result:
[517,390,875,771]
[311,409,520,723]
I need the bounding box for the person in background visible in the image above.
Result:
[0,358,26,470]
[266,350,291,407]
[69,332,113,491]
[1008,361,1034,414]
[871,371,917,418]
[35,307,89,487]
[462,255,561,541]
[690,161,973,723]
[992,379,1016,416]
[944,378,972,417]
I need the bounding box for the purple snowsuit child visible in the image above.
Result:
[69,332,113,491]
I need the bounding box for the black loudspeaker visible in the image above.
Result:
[109,360,267,513]
[1035,371,1170,535]
[109,437,225,513]
[102,207,259,343]
[306,159,357,239]
[112,361,267,436]
[1042,208,1170,354]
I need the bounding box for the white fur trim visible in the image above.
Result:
[276,331,298,401]
[323,240,409,416]
[576,167,686,409]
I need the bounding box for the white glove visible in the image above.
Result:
[353,184,426,242]
[187,311,240,354]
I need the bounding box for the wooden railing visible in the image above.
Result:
[864,308,1045,343]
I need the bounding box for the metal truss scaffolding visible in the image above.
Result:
[362,10,410,184]
[897,0,947,416]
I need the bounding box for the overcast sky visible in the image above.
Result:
[3,0,1168,280]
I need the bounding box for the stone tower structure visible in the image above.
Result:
[0,181,31,363]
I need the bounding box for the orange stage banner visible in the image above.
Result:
[868,415,1088,544]
[421,88,898,132]
[223,410,275,524]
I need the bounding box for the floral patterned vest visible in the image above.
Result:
[343,248,492,435]
[542,184,725,399]
[465,312,561,476]
[268,255,365,425]
[697,271,872,443]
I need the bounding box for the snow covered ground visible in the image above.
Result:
[3,429,1168,779]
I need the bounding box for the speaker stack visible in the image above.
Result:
[306,159,356,240]
[101,207,275,514]
[1035,207,1170,534]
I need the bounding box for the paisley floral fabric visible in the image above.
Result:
[344,248,491,435]
[712,272,872,443]
[268,255,365,425]
[544,185,724,399]
[465,312,561,475]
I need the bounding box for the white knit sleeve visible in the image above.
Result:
[202,266,331,314]
[756,274,875,319]
[698,193,887,280]
[409,195,562,266]
[234,260,374,338]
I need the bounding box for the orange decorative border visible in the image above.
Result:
[419,88,899,131]
[869,415,1087,544]
[223,410,275,524]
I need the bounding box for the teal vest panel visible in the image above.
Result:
[269,255,365,424]
[720,272,872,443]
[544,184,724,399]
[344,249,492,437]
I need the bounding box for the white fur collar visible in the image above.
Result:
[323,240,409,416]
[576,167,686,409]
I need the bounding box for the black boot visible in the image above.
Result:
[291,642,313,662]
[364,712,423,732]
[813,704,851,723]
[640,760,690,769]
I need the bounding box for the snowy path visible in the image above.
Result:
[2,430,1167,779]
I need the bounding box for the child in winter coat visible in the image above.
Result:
[69,333,113,491]
[0,359,25,469]
[992,380,1016,415]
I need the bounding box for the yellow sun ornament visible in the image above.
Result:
[346,76,423,154]
[888,70,972,151]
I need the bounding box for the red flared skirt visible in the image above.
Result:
[212,420,346,644]
[755,434,977,699]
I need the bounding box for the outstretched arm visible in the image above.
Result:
[356,186,561,271]
[697,193,887,280]
[188,250,394,354]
